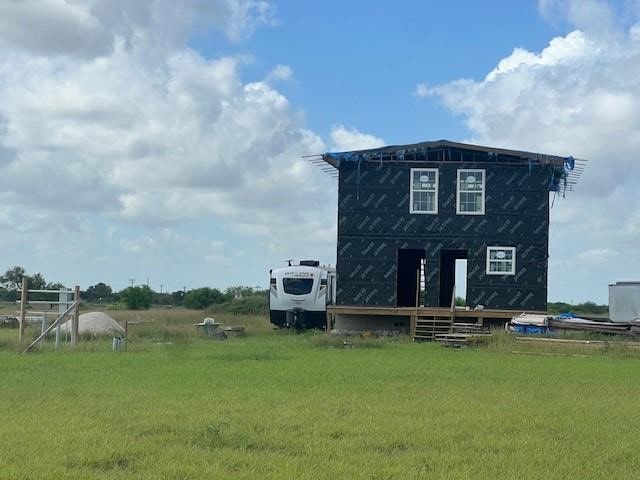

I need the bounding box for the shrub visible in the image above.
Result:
[183,288,226,309]
[120,286,152,310]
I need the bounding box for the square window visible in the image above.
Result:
[457,169,485,215]
[410,168,438,214]
[486,247,516,275]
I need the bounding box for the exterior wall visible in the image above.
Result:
[336,159,550,311]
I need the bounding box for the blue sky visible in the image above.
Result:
[195,0,557,142]
[0,0,639,304]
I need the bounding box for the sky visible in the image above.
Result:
[0,0,639,303]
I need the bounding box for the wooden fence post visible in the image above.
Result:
[71,285,80,347]
[19,277,28,343]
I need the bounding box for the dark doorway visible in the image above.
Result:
[397,249,426,307]
[439,249,468,307]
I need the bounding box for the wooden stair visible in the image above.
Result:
[434,323,490,347]
[413,319,491,345]
[413,316,453,341]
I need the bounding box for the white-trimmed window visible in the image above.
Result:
[486,246,516,275]
[410,168,438,214]
[457,169,485,215]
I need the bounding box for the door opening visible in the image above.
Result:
[439,249,468,307]
[397,249,426,307]
[455,259,467,306]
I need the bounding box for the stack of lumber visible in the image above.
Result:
[435,323,491,347]
[515,336,640,350]
[548,317,633,335]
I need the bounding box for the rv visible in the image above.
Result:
[269,260,336,329]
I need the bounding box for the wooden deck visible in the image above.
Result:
[327,305,540,319]
[326,305,545,341]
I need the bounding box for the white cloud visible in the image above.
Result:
[0,1,336,232]
[0,0,276,58]
[0,1,344,290]
[418,2,640,301]
[330,125,385,151]
[538,0,616,34]
[576,248,619,264]
[120,236,156,254]
[266,64,293,82]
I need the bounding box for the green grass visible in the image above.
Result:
[1,319,640,479]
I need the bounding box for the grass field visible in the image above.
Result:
[1,310,640,479]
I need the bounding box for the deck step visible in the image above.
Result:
[434,333,492,347]
[414,316,454,341]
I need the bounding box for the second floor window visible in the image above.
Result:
[457,169,485,215]
[410,168,438,214]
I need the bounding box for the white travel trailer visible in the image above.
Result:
[269,260,336,329]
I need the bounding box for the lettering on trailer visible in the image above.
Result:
[282,271,315,278]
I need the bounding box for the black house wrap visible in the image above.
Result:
[322,140,582,312]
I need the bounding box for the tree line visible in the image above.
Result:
[0,266,267,314]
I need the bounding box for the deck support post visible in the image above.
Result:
[410,310,417,339]
[19,277,28,343]
[71,285,80,347]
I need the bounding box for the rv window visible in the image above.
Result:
[282,278,314,295]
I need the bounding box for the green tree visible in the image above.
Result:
[151,291,174,306]
[0,266,26,290]
[171,290,185,306]
[225,286,255,299]
[83,282,113,302]
[183,287,226,309]
[29,272,47,290]
[120,286,153,310]
[0,286,18,302]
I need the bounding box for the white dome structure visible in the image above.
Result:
[60,311,124,336]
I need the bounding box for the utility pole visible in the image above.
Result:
[160,284,164,294]
[129,278,135,287]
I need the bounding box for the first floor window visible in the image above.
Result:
[410,168,438,214]
[457,169,485,215]
[486,246,516,275]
